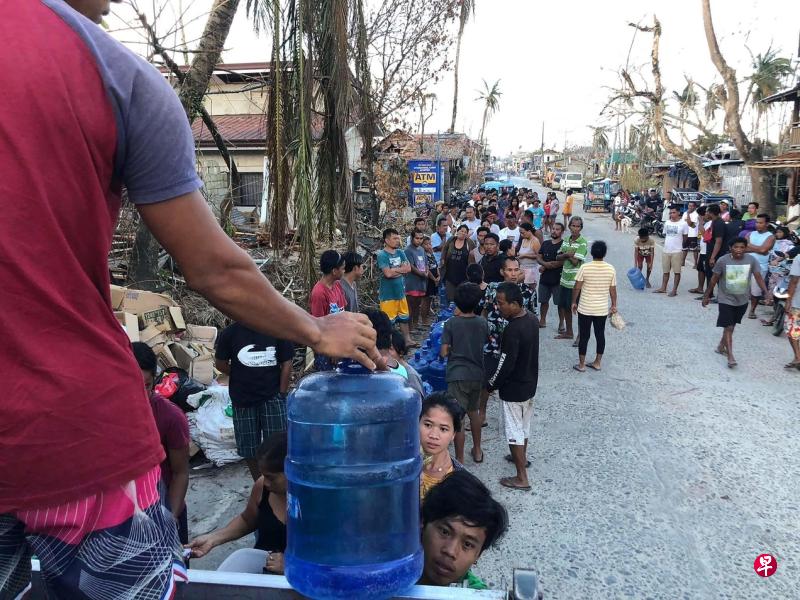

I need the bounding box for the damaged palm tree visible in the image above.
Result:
[604,17,714,191]
[247,0,374,293]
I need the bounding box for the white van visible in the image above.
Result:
[562,172,583,193]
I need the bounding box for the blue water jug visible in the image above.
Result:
[426,356,447,392]
[408,350,430,382]
[627,267,646,290]
[285,361,423,599]
[429,322,445,354]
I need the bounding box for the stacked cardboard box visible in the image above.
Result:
[112,285,218,384]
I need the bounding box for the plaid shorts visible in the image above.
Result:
[1,466,186,600]
[233,396,288,458]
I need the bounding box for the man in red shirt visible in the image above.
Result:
[0,2,379,597]
[310,250,348,369]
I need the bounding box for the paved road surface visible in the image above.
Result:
[187,182,797,598]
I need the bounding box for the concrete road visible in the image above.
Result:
[186,182,797,598]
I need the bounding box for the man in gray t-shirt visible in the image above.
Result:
[703,237,767,368]
[404,232,429,331]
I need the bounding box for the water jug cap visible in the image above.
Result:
[335,359,372,375]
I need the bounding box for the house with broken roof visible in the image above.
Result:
[373,129,481,206]
[161,62,365,214]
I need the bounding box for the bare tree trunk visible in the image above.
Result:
[129,1,242,285]
[178,0,241,121]
[450,22,465,134]
[626,18,713,190]
[700,0,772,212]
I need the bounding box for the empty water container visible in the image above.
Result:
[285,361,423,599]
[627,267,646,290]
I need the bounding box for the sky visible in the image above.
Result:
[109,0,799,156]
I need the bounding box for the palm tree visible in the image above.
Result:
[475,79,501,175]
[590,126,609,157]
[244,0,370,290]
[449,0,475,133]
[672,80,699,145]
[746,47,795,140]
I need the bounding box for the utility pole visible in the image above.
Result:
[540,122,545,182]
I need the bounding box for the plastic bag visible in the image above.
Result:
[155,367,206,412]
[610,312,626,330]
[187,385,239,466]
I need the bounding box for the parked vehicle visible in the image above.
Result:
[583,178,621,212]
[562,172,583,193]
[670,189,737,212]
[551,175,562,191]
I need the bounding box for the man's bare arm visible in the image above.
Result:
[138,192,380,369]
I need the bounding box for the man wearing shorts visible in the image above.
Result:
[487,283,539,491]
[702,238,768,368]
[377,228,412,345]
[2,2,382,597]
[784,255,800,369]
[654,205,689,296]
[215,322,294,480]
[441,283,488,464]
[537,222,565,329]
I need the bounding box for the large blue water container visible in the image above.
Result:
[627,267,646,290]
[408,350,430,382]
[426,356,447,392]
[285,362,423,599]
[429,321,445,354]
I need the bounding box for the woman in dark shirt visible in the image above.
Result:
[187,433,288,573]
[441,225,475,301]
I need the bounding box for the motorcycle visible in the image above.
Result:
[767,250,795,336]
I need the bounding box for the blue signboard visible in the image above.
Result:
[408,160,444,207]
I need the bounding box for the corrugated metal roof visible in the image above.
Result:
[750,151,800,169]
[761,83,800,104]
[192,113,324,146]
[192,114,267,146]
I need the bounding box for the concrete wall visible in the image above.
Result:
[202,82,268,116]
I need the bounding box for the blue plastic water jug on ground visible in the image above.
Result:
[429,321,445,354]
[426,356,447,392]
[627,267,646,290]
[408,350,430,381]
[285,361,423,599]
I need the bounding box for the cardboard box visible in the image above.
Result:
[170,342,215,385]
[153,343,178,369]
[185,324,218,346]
[139,324,168,347]
[191,354,215,385]
[169,307,186,332]
[110,285,126,310]
[114,311,140,342]
[119,288,177,315]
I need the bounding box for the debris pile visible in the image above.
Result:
[111,285,217,384]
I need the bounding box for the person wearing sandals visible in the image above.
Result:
[440,283,488,465]
[571,241,617,373]
[702,238,768,368]
[487,283,539,491]
[419,393,465,500]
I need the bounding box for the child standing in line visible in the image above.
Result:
[633,227,655,288]
[440,282,488,465]
[422,236,440,325]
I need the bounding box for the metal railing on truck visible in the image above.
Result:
[28,562,542,600]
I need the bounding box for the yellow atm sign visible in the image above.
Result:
[412,172,437,185]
